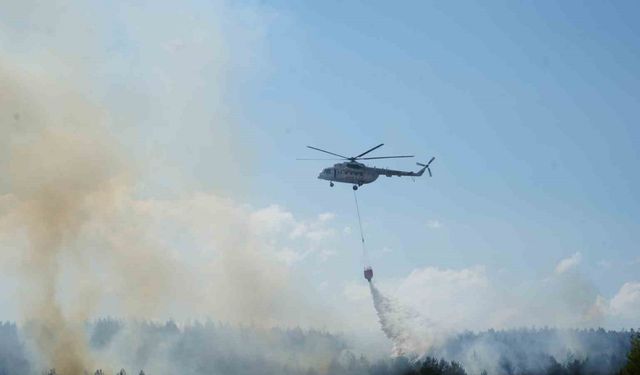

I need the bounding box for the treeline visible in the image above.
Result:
[44,371,143,375]
[432,327,637,375]
[0,322,29,375]
[0,320,637,375]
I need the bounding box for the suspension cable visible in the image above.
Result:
[353,190,368,263]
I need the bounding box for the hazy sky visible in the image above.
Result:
[0,0,638,332]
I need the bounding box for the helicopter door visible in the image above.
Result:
[333,168,337,179]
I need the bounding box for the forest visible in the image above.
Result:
[0,321,637,375]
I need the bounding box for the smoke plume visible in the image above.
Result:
[0,61,123,373]
[0,57,188,372]
[0,25,323,375]
[0,0,293,372]
[0,59,301,372]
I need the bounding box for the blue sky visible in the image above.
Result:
[239,1,640,292]
[0,1,638,330]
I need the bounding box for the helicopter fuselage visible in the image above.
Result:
[318,162,379,186]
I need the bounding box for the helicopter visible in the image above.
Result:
[298,143,435,190]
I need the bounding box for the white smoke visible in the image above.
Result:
[0,1,345,373]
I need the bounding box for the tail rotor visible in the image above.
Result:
[417,157,435,177]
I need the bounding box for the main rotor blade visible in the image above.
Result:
[358,155,414,160]
[354,143,384,159]
[306,146,349,159]
[296,158,343,160]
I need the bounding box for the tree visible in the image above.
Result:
[620,333,640,375]
[416,357,467,375]
[444,361,467,375]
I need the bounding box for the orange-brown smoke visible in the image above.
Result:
[0,60,174,373]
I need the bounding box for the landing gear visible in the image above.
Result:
[352,185,358,191]
[330,182,334,187]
